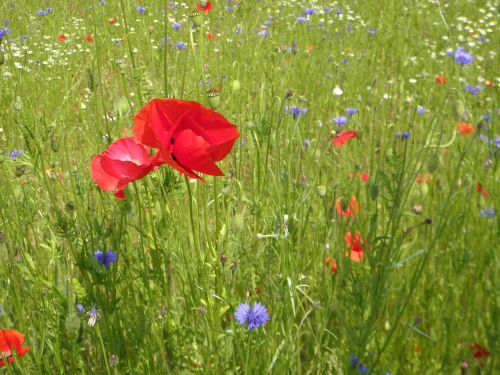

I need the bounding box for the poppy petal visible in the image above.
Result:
[332,130,358,147]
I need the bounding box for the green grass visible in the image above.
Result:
[0,0,498,373]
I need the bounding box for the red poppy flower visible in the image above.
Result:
[196,1,212,13]
[91,137,159,200]
[133,98,239,181]
[85,34,94,43]
[331,130,358,147]
[0,330,30,367]
[336,196,360,217]
[416,174,431,185]
[435,75,448,84]
[325,257,338,273]
[476,183,489,198]
[457,122,475,136]
[470,343,490,358]
[345,231,366,262]
[207,32,216,39]
[108,18,117,25]
[58,34,68,42]
[359,172,369,182]
[485,80,493,88]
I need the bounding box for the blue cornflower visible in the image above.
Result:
[324,6,332,13]
[8,148,23,158]
[234,302,270,330]
[46,7,53,13]
[359,364,368,373]
[76,304,84,313]
[464,84,482,96]
[454,46,474,65]
[36,9,48,16]
[99,0,107,5]
[333,116,349,127]
[350,354,359,368]
[296,17,307,23]
[285,105,308,119]
[416,105,426,116]
[174,41,186,50]
[481,114,492,122]
[367,28,376,35]
[257,29,269,37]
[172,22,182,30]
[87,305,101,327]
[480,208,495,218]
[395,131,411,140]
[0,27,11,40]
[345,107,358,116]
[136,6,146,14]
[303,8,316,15]
[336,9,343,15]
[94,250,117,268]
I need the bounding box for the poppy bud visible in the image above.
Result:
[285,89,294,99]
[220,254,228,265]
[230,261,238,273]
[369,183,379,200]
[189,10,203,27]
[421,183,429,196]
[231,79,241,93]
[13,96,23,112]
[206,88,221,109]
[424,217,432,225]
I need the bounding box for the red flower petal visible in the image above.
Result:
[133,98,239,180]
[331,130,358,147]
[336,196,359,217]
[0,330,30,367]
[91,137,157,199]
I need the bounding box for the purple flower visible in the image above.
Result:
[172,22,182,30]
[36,9,47,16]
[76,304,84,313]
[350,354,359,368]
[257,29,269,37]
[303,8,316,15]
[345,107,358,116]
[46,7,53,13]
[8,148,22,158]
[464,84,482,96]
[296,17,307,23]
[94,250,117,268]
[174,41,186,50]
[480,208,495,218]
[416,105,425,116]
[454,46,474,65]
[367,28,376,35]
[395,131,411,140]
[234,302,270,330]
[136,6,146,14]
[359,364,368,374]
[87,305,101,327]
[336,9,343,15]
[333,116,349,127]
[0,27,11,40]
[285,105,308,119]
[99,1,107,5]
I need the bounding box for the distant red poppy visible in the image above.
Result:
[85,34,94,43]
[196,1,212,13]
[0,330,30,367]
[345,231,366,262]
[133,99,239,181]
[359,172,369,182]
[336,196,359,217]
[108,18,117,25]
[470,343,490,358]
[435,75,448,84]
[416,174,431,185]
[331,130,358,147]
[207,32,216,39]
[476,183,489,198]
[91,137,159,200]
[325,257,338,273]
[457,122,475,136]
[485,80,493,88]
[58,34,67,42]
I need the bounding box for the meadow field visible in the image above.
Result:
[0,0,498,373]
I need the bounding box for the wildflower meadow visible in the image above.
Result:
[0,0,498,373]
